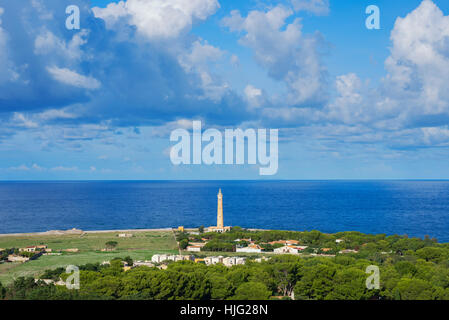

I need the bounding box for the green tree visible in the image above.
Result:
[105,241,118,250]
[232,282,271,300]
[179,239,189,250]
[395,278,436,300]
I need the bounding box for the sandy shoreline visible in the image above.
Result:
[0,227,273,238]
[0,228,174,237]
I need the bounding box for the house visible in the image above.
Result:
[133,260,155,268]
[7,254,29,262]
[211,256,224,264]
[273,245,308,254]
[64,248,79,253]
[151,254,168,263]
[36,279,54,285]
[187,242,206,252]
[269,240,300,246]
[151,254,194,263]
[187,245,202,252]
[178,226,184,232]
[236,244,262,253]
[236,257,246,265]
[222,257,237,267]
[118,233,133,238]
[339,249,358,254]
[20,245,48,253]
[321,248,333,252]
[335,239,344,244]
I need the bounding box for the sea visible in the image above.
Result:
[1,180,449,242]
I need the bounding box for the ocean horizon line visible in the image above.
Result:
[2,179,449,183]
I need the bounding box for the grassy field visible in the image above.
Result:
[0,231,178,285]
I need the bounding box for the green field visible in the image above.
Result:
[0,231,178,285]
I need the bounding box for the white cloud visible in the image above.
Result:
[0,7,20,84]
[291,0,330,16]
[50,166,78,172]
[222,6,328,106]
[12,113,39,128]
[34,30,89,61]
[244,84,265,109]
[93,0,220,39]
[47,66,101,89]
[384,0,449,116]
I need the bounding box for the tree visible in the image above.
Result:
[179,239,189,250]
[208,275,233,300]
[395,278,436,300]
[0,281,5,299]
[105,241,118,250]
[232,282,271,300]
[199,225,205,233]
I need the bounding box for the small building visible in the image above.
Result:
[222,257,237,267]
[236,257,246,265]
[64,248,79,253]
[151,254,168,263]
[7,254,29,262]
[20,245,48,252]
[187,245,202,252]
[339,249,358,254]
[133,260,155,268]
[178,226,184,232]
[118,233,133,238]
[36,279,55,285]
[335,239,344,244]
[236,244,262,253]
[273,245,308,254]
[321,248,333,252]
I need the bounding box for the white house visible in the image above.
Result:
[273,245,308,254]
[186,245,202,252]
[236,244,262,253]
[222,257,237,267]
[151,254,168,263]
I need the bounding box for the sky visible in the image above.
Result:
[1,0,449,180]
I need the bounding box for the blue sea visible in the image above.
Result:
[1,180,449,241]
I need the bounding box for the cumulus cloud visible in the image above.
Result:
[222,6,328,107]
[47,66,101,89]
[93,0,220,39]
[291,0,330,16]
[384,0,449,118]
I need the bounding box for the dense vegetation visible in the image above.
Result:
[2,228,449,300]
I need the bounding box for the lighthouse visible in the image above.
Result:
[217,188,223,228]
[207,189,231,233]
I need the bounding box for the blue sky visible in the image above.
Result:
[1,0,449,180]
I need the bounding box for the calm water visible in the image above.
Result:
[1,180,449,241]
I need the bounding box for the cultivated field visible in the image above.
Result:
[0,230,178,284]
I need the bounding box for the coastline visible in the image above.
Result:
[0,228,174,238]
[0,227,273,238]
